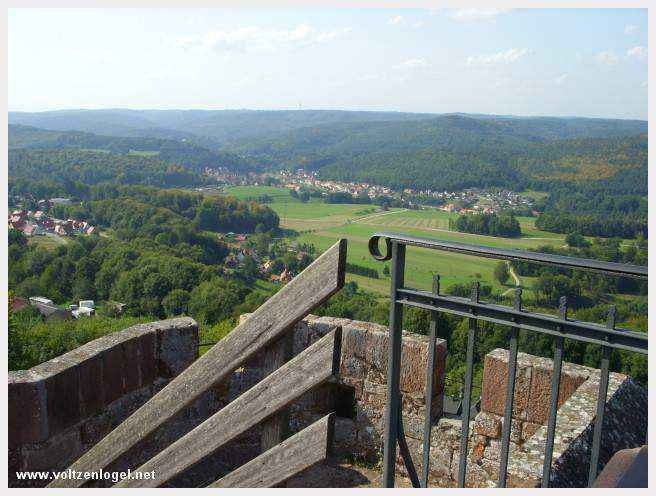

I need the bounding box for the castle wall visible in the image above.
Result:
[8,316,646,488]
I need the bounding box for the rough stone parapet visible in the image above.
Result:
[433,348,647,488]
[8,317,207,487]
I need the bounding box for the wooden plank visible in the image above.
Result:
[115,327,342,488]
[210,413,335,488]
[261,333,294,452]
[48,239,346,488]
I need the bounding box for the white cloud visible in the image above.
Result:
[555,73,568,85]
[466,48,532,66]
[170,24,351,53]
[594,50,619,65]
[626,46,647,60]
[624,24,638,35]
[395,58,430,69]
[388,15,403,25]
[315,27,353,43]
[449,8,512,22]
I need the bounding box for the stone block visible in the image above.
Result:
[103,341,127,404]
[527,361,589,425]
[41,358,81,436]
[139,331,157,387]
[473,411,502,438]
[76,352,105,418]
[481,349,532,420]
[157,318,198,377]
[8,370,48,445]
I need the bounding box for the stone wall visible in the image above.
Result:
[238,314,447,481]
[8,315,646,488]
[427,348,648,488]
[7,317,232,488]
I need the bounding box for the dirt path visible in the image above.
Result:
[352,208,408,223]
[501,262,522,296]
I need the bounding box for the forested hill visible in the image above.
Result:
[8,111,648,194]
[228,115,647,193]
[9,124,254,173]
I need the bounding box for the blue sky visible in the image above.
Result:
[8,8,648,119]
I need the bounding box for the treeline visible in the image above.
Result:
[450,212,521,238]
[535,212,647,239]
[9,149,209,198]
[513,237,648,308]
[345,263,379,279]
[9,124,255,173]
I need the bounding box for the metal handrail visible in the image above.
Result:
[369,231,648,278]
[368,232,647,489]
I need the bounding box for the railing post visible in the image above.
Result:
[497,288,522,487]
[457,281,480,487]
[421,275,440,487]
[542,296,567,488]
[382,241,405,488]
[587,306,616,486]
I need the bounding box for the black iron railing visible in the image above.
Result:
[368,232,648,488]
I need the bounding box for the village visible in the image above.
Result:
[8,198,97,239]
[203,167,536,214]
[219,232,312,285]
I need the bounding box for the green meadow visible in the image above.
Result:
[218,186,567,296]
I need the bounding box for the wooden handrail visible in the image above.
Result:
[116,328,342,487]
[209,413,336,488]
[49,239,347,488]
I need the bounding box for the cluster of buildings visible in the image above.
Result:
[434,188,534,214]
[218,232,307,284]
[8,207,96,238]
[11,297,96,322]
[200,167,536,215]
[279,170,394,200]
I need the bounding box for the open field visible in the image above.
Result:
[217,186,565,296]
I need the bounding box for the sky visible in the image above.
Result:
[8,8,649,119]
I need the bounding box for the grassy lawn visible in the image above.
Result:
[215,187,583,297]
[28,234,68,249]
[128,150,160,157]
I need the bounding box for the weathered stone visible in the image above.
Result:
[481,349,532,420]
[41,357,81,436]
[527,359,590,425]
[22,427,82,472]
[8,370,48,445]
[473,411,502,438]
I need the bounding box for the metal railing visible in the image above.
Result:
[368,232,648,488]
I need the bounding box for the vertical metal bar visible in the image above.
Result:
[457,282,480,488]
[587,306,616,486]
[541,296,567,488]
[397,399,421,488]
[497,288,522,487]
[421,275,440,488]
[382,242,406,488]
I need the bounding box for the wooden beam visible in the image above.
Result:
[209,413,335,488]
[261,333,294,453]
[115,327,342,488]
[48,239,346,488]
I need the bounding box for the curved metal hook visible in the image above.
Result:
[368,234,392,261]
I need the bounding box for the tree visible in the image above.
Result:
[565,232,590,248]
[188,278,248,325]
[162,289,190,316]
[494,261,510,285]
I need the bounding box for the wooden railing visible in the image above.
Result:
[48,239,347,488]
